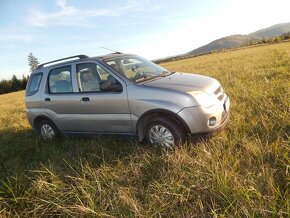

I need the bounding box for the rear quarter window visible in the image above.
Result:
[26,72,43,96]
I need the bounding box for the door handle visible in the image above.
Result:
[45,98,51,102]
[81,97,90,102]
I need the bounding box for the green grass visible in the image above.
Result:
[0,42,289,217]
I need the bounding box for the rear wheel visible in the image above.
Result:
[37,119,60,140]
[145,117,186,148]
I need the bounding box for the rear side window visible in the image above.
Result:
[48,66,73,93]
[26,72,43,96]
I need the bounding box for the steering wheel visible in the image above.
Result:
[134,70,146,80]
[131,65,140,72]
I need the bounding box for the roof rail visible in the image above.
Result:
[37,55,89,69]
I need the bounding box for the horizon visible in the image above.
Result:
[0,0,290,80]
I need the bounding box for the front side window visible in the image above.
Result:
[77,63,117,92]
[26,72,42,96]
[48,66,73,93]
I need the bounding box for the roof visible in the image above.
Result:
[36,53,134,70]
[36,55,89,69]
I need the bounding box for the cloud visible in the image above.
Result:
[0,30,32,43]
[26,0,157,27]
[27,0,80,27]
[57,0,67,10]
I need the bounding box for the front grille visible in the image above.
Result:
[218,94,224,101]
[214,86,224,101]
[214,87,221,95]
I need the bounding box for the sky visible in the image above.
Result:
[0,0,289,79]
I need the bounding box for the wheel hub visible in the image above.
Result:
[41,124,55,139]
[149,125,174,148]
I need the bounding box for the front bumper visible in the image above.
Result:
[178,96,230,134]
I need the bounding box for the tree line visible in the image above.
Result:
[0,75,29,95]
[0,53,39,95]
[247,32,290,45]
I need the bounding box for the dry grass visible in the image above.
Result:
[0,42,289,217]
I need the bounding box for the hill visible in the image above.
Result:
[187,34,257,56]
[187,22,290,56]
[0,42,289,217]
[250,22,290,38]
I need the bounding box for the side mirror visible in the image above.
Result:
[100,81,123,92]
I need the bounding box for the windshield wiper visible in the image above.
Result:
[164,71,175,76]
[136,71,174,83]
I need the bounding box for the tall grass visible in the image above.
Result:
[0,42,289,217]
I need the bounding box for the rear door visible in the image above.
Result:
[42,65,82,130]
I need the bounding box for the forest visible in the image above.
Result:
[0,75,29,95]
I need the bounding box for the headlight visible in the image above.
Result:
[187,91,216,107]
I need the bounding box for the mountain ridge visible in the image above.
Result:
[187,22,290,56]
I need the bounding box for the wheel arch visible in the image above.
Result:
[33,115,60,132]
[136,109,190,142]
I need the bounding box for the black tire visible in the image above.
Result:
[145,116,186,148]
[37,119,60,140]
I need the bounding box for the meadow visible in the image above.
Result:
[0,42,289,217]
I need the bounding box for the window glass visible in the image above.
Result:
[77,63,113,92]
[49,66,73,93]
[106,60,123,74]
[26,72,42,96]
[121,58,153,79]
[105,56,169,83]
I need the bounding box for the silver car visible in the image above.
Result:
[25,53,230,148]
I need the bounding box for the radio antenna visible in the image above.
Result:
[101,47,122,54]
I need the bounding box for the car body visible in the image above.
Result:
[25,53,230,148]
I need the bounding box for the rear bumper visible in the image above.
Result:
[26,108,38,129]
[178,96,230,134]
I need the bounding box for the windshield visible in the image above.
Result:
[105,55,171,83]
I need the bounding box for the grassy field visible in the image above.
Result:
[0,42,289,217]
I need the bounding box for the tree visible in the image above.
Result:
[11,75,21,91]
[20,75,29,89]
[0,79,12,94]
[28,52,40,72]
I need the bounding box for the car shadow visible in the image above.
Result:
[0,128,154,179]
[0,128,210,187]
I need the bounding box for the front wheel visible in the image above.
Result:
[145,117,186,148]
